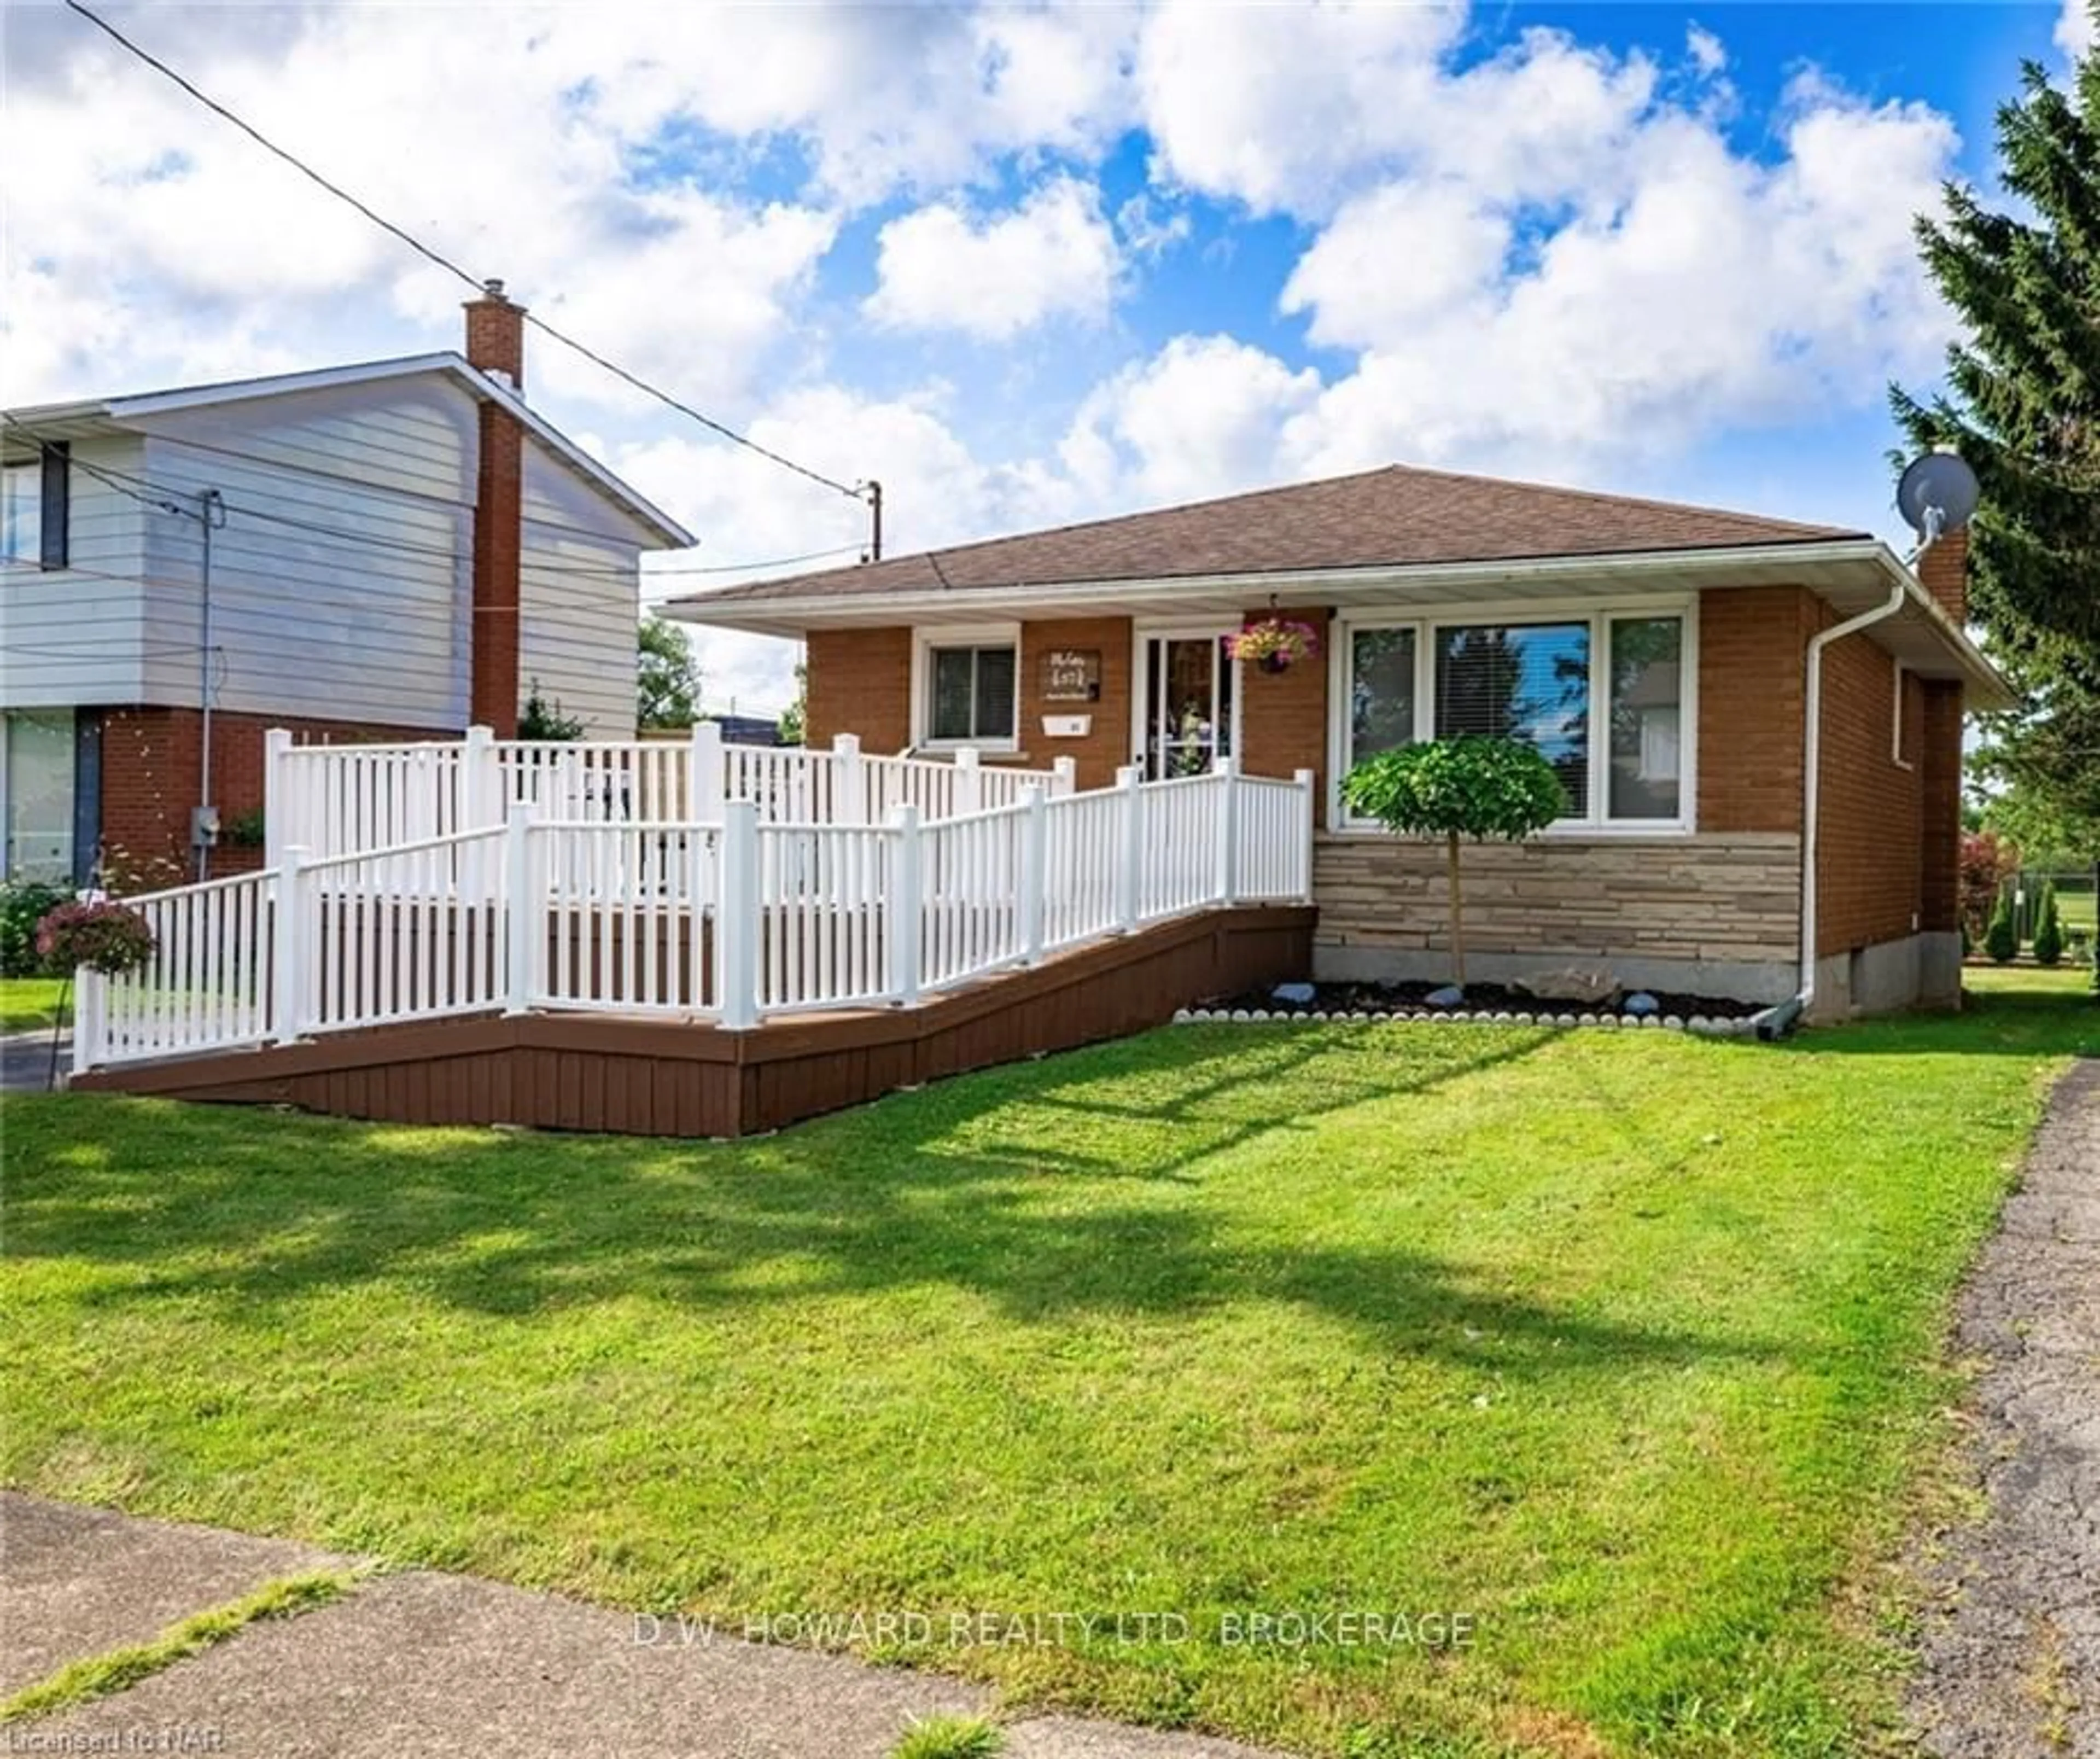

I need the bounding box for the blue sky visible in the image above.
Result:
[4,0,2091,712]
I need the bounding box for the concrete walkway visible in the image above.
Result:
[2,1495,1290,1758]
[1908,1058,2100,1758]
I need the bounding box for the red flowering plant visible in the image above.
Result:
[1227,618,1321,673]
[36,899,156,977]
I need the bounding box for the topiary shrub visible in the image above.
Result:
[2032,882,2065,966]
[0,880,71,976]
[1983,887,2020,964]
[1341,735,1566,991]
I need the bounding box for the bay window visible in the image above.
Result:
[1337,606,1692,829]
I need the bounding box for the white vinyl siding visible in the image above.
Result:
[0,435,154,707]
[3,371,667,735]
[516,447,645,738]
[132,382,479,729]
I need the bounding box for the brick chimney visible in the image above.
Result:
[1916,526,1968,625]
[465,278,525,736]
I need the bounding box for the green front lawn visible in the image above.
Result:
[4,979,2092,1757]
[0,977,69,1033]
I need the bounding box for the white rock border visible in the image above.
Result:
[1172,1004,1759,1036]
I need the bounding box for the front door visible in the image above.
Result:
[1135,631,1234,781]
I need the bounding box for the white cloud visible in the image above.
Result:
[866,177,1121,341]
[1136,4,1658,219]
[0,5,842,411]
[1687,24,1728,77]
[1281,184,1513,348]
[2060,0,2096,57]
[1062,336,1323,506]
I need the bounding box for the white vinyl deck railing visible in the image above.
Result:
[265,724,1076,865]
[74,762,1314,1073]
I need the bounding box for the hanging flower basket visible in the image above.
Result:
[1227,618,1321,674]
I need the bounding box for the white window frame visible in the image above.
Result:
[1327,594,1700,836]
[911,623,1022,753]
[0,459,42,568]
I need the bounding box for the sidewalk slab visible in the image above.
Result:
[0,1492,354,1697]
[10,1494,1297,1756]
[30,1567,990,1757]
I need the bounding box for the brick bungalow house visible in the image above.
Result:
[669,466,2012,1018]
[0,284,691,887]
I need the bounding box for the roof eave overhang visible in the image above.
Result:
[673,535,2020,712]
[666,538,1880,633]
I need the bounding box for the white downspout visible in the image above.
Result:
[1773,560,1927,1035]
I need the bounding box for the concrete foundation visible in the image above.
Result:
[1807,930,1963,1021]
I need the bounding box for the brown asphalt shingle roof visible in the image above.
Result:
[677,463,1866,609]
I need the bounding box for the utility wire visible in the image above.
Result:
[57,0,871,506]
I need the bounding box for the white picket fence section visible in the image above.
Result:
[267,724,1077,865]
[75,762,1315,1074]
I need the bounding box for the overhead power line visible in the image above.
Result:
[57,0,873,509]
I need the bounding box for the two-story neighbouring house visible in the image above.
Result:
[0,284,692,884]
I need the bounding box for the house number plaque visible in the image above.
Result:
[1042,649,1101,702]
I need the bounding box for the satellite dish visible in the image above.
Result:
[1896,451,1980,540]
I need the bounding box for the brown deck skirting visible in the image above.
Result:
[74,905,1315,1138]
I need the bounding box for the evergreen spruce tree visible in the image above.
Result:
[1891,18,2100,858]
[1984,887,2021,964]
[2033,881,2066,966]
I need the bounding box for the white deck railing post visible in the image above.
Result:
[1113,765,1142,932]
[688,824,713,1010]
[1214,755,1239,907]
[832,733,864,825]
[955,748,982,814]
[70,969,106,1078]
[1051,756,1077,799]
[461,725,498,831]
[1294,768,1317,902]
[690,720,725,824]
[504,804,534,1015]
[262,728,292,871]
[1017,784,1046,966]
[273,847,309,1045]
[719,801,761,1029]
[888,803,922,1005]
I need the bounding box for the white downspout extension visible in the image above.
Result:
[1792,576,1914,1023]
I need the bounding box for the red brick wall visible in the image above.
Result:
[806,627,912,754]
[1918,680,1963,935]
[1696,586,1815,835]
[1019,617,1133,789]
[1236,605,1331,804]
[1815,634,1926,957]
[96,706,441,887]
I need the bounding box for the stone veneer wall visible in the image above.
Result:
[1311,831,1802,1003]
